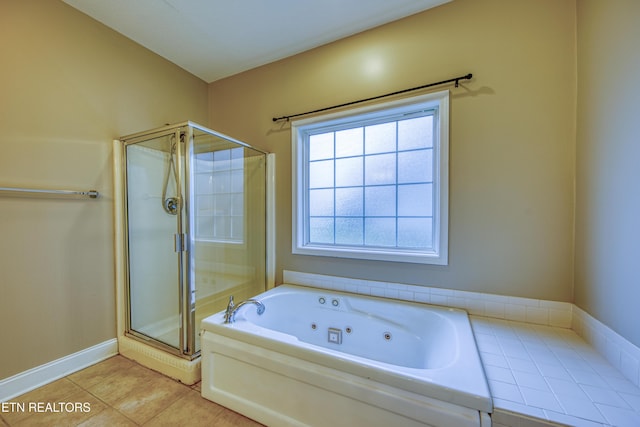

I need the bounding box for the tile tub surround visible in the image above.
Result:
[283,271,640,425]
[283,271,574,328]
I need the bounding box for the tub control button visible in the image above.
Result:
[331,299,339,307]
[318,297,326,304]
[328,328,342,344]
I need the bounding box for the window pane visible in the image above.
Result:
[336,187,363,216]
[398,116,433,151]
[195,173,213,194]
[365,218,395,247]
[365,186,396,217]
[398,149,432,184]
[309,189,334,216]
[214,194,231,216]
[336,218,363,245]
[309,133,334,160]
[230,169,243,192]
[398,218,432,249]
[364,153,396,185]
[197,216,214,239]
[230,147,244,169]
[398,184,432,216]
[335,157,363,187]
[214,216,230,239]
[336,127,363,158]
[365,122,396,154]
[195,151,213,171]
[212,171,230,193]
[197,195,213,215]
[231,217,243,240]
[309,218,334,244]
[213,149,231,170]
[309,160,334,188]
[231,193,243,216]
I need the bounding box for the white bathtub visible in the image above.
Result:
[201,284,492,427]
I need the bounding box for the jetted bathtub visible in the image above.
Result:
[201,284,492,427]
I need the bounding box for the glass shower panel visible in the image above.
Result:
[190,128,266,352]
[125,133,182,350]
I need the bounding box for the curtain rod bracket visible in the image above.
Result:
[272,72,472,122]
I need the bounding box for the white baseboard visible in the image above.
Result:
[0,338,118,402]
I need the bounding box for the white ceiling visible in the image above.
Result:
[63,0,450,83]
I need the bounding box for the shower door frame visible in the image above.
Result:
[120,123,194,359]
[119,121,271,360]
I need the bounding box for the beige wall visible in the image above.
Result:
[575,0,640,348]
[0,0,208,379]
[209,0,577,302]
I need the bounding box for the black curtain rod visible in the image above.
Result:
[272,73,472,122]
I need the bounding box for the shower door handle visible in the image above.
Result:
[174,233,187,252]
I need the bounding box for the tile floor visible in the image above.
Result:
[4,318,640,427]
[0,356,263,427]
[471,316,640,427]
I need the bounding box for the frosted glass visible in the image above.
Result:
[230,147,244,169]
[197,216,214,239]
[398,184,432,216]
[398,218,432,249]
[214,194,231,216]
[365,122,396,154]
[309,189,334,216]
[212,171,230,193]
[196,195,213,215]
[365,153,396,185]
[195,173,213,194]
[398,149,432,184]
[336,218,363,245]
[230,169,243,192]
[213,149,231,171]
[194,151,213,171]
[365,218,395,247]
[335,157,363,187]
[231,193,244,216]
[214,216,230,239]
[365,186,396,217]
[336,127,363,158]
[309,133,334,161]
[231,217,243,240]
[309,160,334,188]
[309,218,334,244]
[398,116,433,150]
[336,187,363,216]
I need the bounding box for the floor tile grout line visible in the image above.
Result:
[64,356,196,427]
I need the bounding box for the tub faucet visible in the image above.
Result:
[223,296,265,324]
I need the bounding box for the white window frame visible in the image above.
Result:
[291,90,449,265]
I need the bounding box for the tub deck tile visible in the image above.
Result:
[471,316,640,427]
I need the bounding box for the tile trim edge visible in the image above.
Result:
[572,305,640,388]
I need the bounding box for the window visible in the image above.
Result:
[292,90,449,264]
[194,147,244,243]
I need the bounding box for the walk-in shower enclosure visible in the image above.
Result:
[115,122,272,366]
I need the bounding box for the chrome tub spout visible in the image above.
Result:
[224,296,265,324]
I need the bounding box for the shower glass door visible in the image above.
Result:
[124,128,186,353]
[189,127,267,353]
[121,121,268,359]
